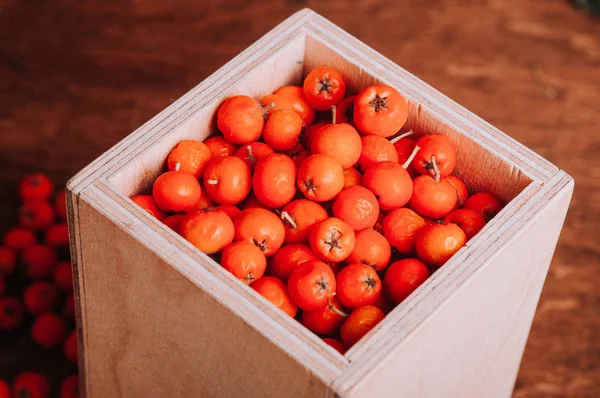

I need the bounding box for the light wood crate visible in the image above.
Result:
[66,9,573,398]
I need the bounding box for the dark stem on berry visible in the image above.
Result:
[318,78,333,93]
[252,239,268,254]
[244,272,256,284]
[304,179,317,194]
[324,228,343,252]
[363,276,378,289]
[316,277,329,291]
[369,94,388,112]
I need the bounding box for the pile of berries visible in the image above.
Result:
[0,174,79,398]
[131,66,505,354]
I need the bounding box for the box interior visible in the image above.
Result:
[106,31,534,357]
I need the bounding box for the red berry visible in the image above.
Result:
[302,296,346,336]
[287,260,336,311]
[54,262,74,292]
[464,192,504,221]
[0,380,10,398]
[443,208,487,240]
[45,224,70,247]
[55,190,68,219]
[340,305,385,347]
[384,259,431,305]
[0,297,24,330]
[13,372,50,398]
[60,375,80,398]
[19,173,54,202]
[31,313,67,349]
[0,247,17,275]
[322,338,347,355]
[335,263,382,310]
[131,194,167,221]
[152,172,202,213]
[162,214,186,234]
[2,227,36,251]
[21,244,58,279]
[269,244,317,282]
[64,330,78,364]
[24,282,59,315]
[19,201,55,230]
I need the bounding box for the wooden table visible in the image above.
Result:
[1,1,598,396]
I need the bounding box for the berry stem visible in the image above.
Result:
[402,145,421,170]
[446,176,464,206]
[262,102,275,119]
[331,105,337,125]
[246,145,254,162]
[389,130,413,144]
[431,156,441,182]
[328,294,348,318]
[280,211,298,230]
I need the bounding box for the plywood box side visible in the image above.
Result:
[65,190,90,398]
[72,197,335,398]
[83,181,348,374]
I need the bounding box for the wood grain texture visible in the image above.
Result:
[0,1,598,397]
[71,196,335,398]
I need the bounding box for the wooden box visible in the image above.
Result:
[66,9,573,398]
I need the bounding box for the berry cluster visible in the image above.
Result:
[1,174,79,398]
[131,66,506,354]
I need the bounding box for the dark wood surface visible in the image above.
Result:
[1,1,598,397]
